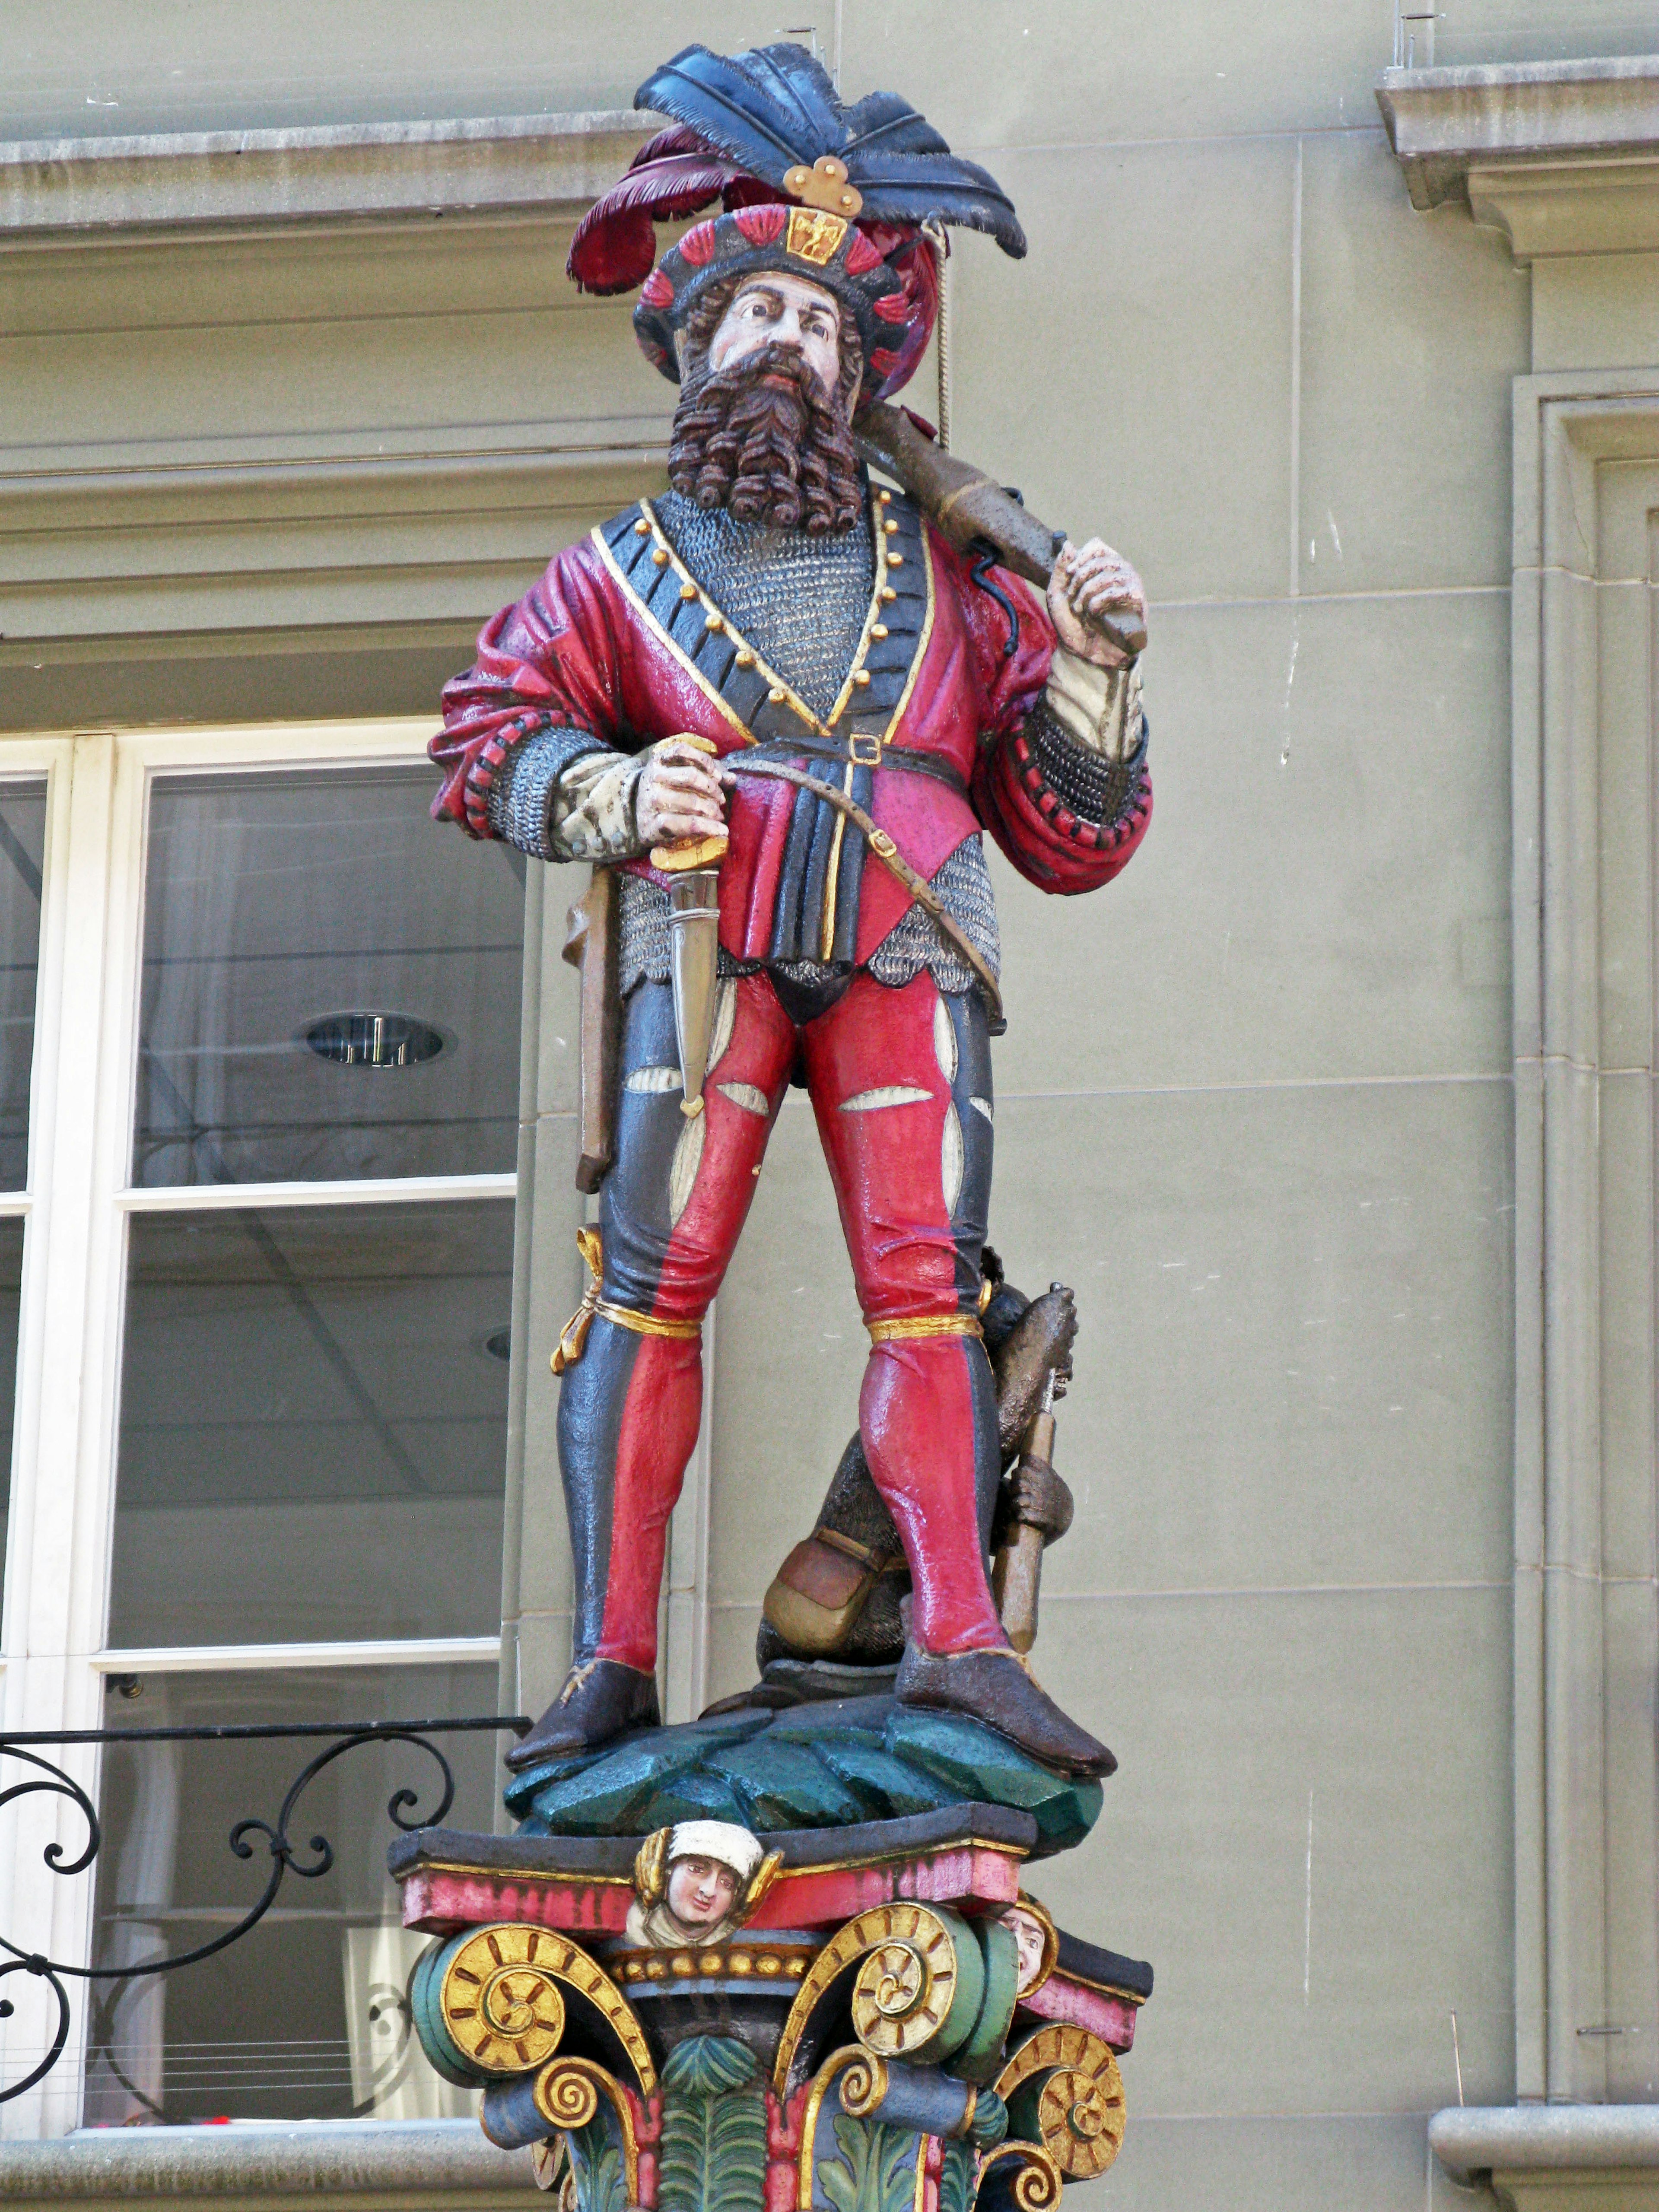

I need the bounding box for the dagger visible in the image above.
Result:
[649,734,728,1119]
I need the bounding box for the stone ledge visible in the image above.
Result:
[0,2118,536,2203]
[1432,2106,1659,2210]
[0,111,657,248]
[1376,56,1659,256]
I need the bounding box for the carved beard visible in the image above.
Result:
[667,343,862,535]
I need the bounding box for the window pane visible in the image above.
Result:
[107,1202,513,1648]
[0,1220,21,1586]
[0,782,46,1192]
[133,766,524,1187]
[85,1661,502,2125]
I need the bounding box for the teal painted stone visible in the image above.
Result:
[884,1709,1103,1853]
[634,1767,753,1828]
[518,1738,706,1835]
[704,1737,869,1828]
[806,1734,960,1818]
[502,1750,600,1822]
[512,1710,773,1835]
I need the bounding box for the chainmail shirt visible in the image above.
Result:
[487,492,1011,1000]
[653,490,873,724]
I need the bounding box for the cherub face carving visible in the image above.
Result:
[665,1853,741,1931]
[999,1903,1053,1997]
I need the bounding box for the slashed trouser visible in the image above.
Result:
[555,966,1004,1674]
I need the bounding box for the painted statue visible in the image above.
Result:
[431,41,1151,1783]
[624,1821,781,1948]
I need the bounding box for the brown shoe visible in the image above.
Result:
[895,1641,1116,1779]
[503,1659,660,1772]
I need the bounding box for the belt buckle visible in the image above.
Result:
[849,732,884,768]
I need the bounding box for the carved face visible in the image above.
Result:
[707,272,843,400]
[666,1853,741,1929]
[1001,1905,1049,1996]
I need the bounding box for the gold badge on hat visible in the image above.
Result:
[785,207,849,266]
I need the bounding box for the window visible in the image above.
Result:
[0,728,523,2130]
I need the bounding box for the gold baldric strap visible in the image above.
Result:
[865,1313,985,1346]
[551,1226,702,1375]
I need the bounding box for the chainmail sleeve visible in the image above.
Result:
[485,728,649,864]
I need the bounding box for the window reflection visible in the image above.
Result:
[133,767,524,1187]
[86,1662,501,2125]
[0,784,46,1192]
[107,1202,514,1648]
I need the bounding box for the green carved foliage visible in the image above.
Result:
[565,2117,629,2212]
[818,2118,923,2212]
[657,2036,769,2212]
[937,2138,978,2212]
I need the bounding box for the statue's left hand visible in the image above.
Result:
[1048,538,1147,669]
[1006,1459,1075,1546]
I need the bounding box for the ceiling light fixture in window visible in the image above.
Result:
[302,1012,446,1069]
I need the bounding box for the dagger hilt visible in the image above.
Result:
[649,735,728,1120]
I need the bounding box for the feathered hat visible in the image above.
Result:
[567,41,1025,407]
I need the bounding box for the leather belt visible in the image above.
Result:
[724,755,1004,1030]
[746,732,969,798]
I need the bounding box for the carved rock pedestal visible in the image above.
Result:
[396,1715,1151,2212]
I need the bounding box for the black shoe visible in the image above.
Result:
[503,1660,661,1772]
[894,1641,1116,1780]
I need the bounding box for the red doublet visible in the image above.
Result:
[434,493,1151,1675]
[432,494,1151,913]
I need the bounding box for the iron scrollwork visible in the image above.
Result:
[0,1714,528,2104]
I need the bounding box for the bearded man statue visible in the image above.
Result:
[430,43,1153,1783]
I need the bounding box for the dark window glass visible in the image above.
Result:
[0,783,46,1192]
[133,767,524,1187]
[0,1221,21,1582]
[85,1662,501,2125]
[107,1202,514,1648]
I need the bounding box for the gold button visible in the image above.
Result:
[652,548,670,567]
[705,611,724,631]
[871,623,889,639]
[634,518,651,536]
[680,582,698,601]
[880,587,897,603]
[768,686,785,703]
[888,553,905,567]
[877,488,892,505]
[735,648,755,667]
[852,669,871,686]
[884,519,900,536]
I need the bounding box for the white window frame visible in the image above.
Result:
[0,721,515,2138]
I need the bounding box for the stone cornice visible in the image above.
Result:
[1431,2106,1659,2211]
[1376,56,1659,257]
[0,109,657,250]
[0,2118,537,2199]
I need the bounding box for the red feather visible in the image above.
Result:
[568,146,741,292]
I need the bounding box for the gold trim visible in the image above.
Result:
[772,1901,960,2096]
[817,757,854,963]
[797,2049,881,2211]
[976,2142,1065,2209]
[533,2057,640,2202]
[865,1313,984,1344]
[824,482,891,729]
[406,1831,1024,1894]
[594,1301,701,1341]
[632,500,825,738]
[993,2022,1125,2182]
[438,1923,656,2098]
[1008,1890,1060,2000]
[878,517,935,746]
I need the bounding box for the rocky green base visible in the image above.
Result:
[502,1692,1101,1858]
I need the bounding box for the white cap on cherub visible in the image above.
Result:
[668,1821,763,1884]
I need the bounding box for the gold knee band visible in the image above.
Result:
[551,1226,702,1375]
[865,1314,985,1346]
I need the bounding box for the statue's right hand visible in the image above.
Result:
[636,736,732,848]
